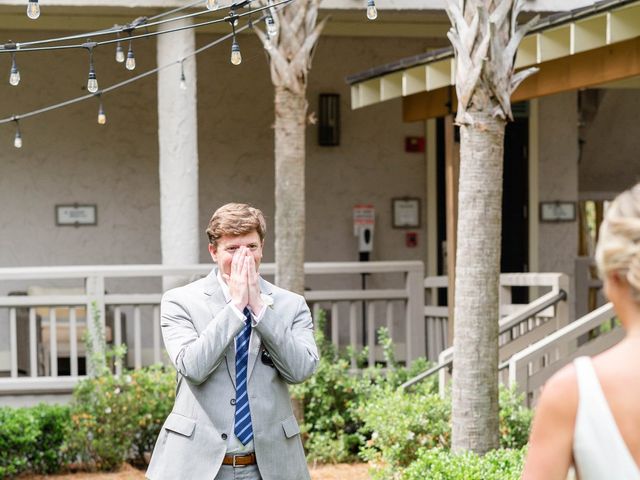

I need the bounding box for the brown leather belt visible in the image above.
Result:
[222,452,257,467]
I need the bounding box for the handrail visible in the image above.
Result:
[400,288,568,390]
[499,290,567,332]
[401,359,452,390]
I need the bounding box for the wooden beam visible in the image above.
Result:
[403,86,456,123]
[403,37,640,121]
[444,115,459,347]
[513,37,640,102]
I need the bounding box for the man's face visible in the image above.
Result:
[208,230,263,279]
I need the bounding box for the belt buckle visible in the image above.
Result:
[232,454,244,468]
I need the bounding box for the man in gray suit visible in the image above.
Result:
[146,203,319,480]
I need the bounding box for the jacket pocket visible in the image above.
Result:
[164,412,196,437]
[281,415,300,438]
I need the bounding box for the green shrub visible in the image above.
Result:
[291,310,431,463]
[358,383,532,476]
[402,447,525,480]
[67,365,175,470]
[499,385,533,449]
[358,384,450,478]
[0,404,71,478]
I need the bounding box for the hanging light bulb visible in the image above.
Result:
[97,99,107,125]
[229,14,239,28]
[125,41,136,70]
[13,120,22,149]
[87,63,98,94]
[266,15,278,39]
[230,37,242,66]
[366,0,377,20]
[9,53,20,86]
[205,0,218,10]
[179,62,187,91]
[26,0,40,20]
[115,41,125,63]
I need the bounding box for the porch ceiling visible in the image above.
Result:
[347,0,640,119]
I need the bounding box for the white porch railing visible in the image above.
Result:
[508,302,621,407]
[0,261,425,396]
[422,273,570,364]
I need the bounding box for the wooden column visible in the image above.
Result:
[445,114,459,346]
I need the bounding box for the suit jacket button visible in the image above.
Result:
[230,398,236,405]
[221,433,228,440]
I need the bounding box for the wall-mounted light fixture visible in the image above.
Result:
[318,93,340,146]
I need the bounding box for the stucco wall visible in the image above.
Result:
[0,31,432,365]
[0,32,430,271]
[537,92,579,310]
[579,90,640,195]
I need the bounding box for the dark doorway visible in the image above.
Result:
[436,108,529,303]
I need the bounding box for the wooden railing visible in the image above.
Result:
[0,261,425,396]
[508,302,621,407]
[422,273,570,364]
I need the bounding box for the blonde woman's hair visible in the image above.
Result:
[206,203,266,247]
[595,183,640,302]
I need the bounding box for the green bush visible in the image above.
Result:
[358,384,450,476]
[402,447,525,480]
[358,383,532,476]
[67,365,175,470]
[291,310,431,463]
[0,404,71,478]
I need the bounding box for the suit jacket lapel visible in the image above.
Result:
[203,268,237,387]
[247,277,274,381]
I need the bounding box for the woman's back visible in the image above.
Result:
[573,353,640,480]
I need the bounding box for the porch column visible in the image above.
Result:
[157,18,199,291]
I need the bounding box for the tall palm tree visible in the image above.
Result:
[446,0,538,453]
[254,1,327,294]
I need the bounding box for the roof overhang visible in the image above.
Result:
[348,0,640,120]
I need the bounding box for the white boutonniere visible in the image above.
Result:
[260,293,275,309]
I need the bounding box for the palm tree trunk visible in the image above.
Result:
[451,110,505,453]
[274,86,307,295]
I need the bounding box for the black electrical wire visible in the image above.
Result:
[0,13,269,125]
[13,0,260,50]
[0,0,285,53]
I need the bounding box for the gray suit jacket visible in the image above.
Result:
[146,268,319,480]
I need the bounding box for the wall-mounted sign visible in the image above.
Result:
[392,197,421,228]
[539,201,576,222]
[55,204,97,226]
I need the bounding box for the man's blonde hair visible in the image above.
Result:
[206,203,266,247]
[595,182,640,303]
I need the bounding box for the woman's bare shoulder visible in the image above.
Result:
[537,362,579,418]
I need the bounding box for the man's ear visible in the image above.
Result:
[208,244,218,263]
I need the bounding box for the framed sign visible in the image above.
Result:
[539,201,576,222]
[392,197,421,228]
[55,204,97,226]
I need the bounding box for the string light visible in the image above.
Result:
[126,40,136,70]
[229,18,242,66]
[205,0,219,10]
[0,5,292,148]
[13,118,22,148]
[97,97,107,125]
[9,52,20,86]
[26,0,40,20]
[179,61,187,90]
[115,35,125,63]
[366,0,377,20]
[266,14,278,39]
[85,43,99,93]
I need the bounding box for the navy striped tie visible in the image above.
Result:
[234,308,253,445]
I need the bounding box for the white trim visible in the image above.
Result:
[529,99,540,275]
[426,119,438,277]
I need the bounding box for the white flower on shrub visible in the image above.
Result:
[105,407,112,414]
[114,387,121,395]
[371,431,379,440]
[125,375,132,383]
[406,431,415,440]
